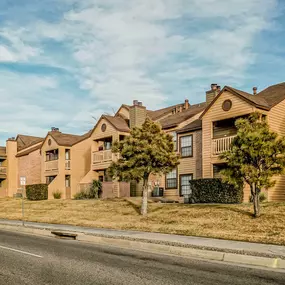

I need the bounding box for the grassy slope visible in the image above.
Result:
[0,198,284,245]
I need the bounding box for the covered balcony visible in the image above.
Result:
[92,137,118,170]
[45,149,59,173]
[212,118,237,155]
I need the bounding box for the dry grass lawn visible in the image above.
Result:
[0,198,285,245]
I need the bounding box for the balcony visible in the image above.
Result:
[45,160,59,172]
[93,149,113,163]
[212,135,236,155]
[0,166,6,178]
[92,150,118,170]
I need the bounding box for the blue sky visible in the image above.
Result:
[0,0,284,145]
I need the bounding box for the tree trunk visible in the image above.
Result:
[252,183,261,218]
[141,178,149,216]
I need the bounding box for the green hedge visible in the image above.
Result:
[188,179,243,204]
[26,184,48,201]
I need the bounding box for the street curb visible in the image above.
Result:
[1,223,285,270]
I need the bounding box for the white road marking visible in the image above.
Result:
[0,245,43,258]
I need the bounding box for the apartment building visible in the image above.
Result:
[201,83,285,202]
[2,82,285,202]
[1,135,44,197]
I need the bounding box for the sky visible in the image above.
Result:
[0,0,285,145]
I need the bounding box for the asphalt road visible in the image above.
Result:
[0,229,284,285]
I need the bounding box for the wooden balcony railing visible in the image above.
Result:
[65,160,71,170]
[212,135,236,155]
[45,160,59,171]
[93,150,113,164]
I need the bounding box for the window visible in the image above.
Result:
[65,149,70,160]
[46,176,56,185]
[65,175,71,188]
[180,174,193,196]
[171,132,177,150]
[180,135,193,157]
[166,168,177,189]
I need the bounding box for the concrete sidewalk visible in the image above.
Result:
[0,218,284,258]
[0,218,285,270]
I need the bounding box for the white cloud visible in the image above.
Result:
[0,0,279,144]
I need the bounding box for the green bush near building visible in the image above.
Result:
[189,178,243,204]
[26,184,48,201]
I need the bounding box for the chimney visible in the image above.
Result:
[206,83,220,105]
[211,83,218,90]
[129,100,146,128]
[184,99,190,110]
[253,87,257,95]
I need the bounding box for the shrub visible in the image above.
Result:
[26,184,48,201]
[188,179,243,204]
[73,190,90,200]
[53,190,62,199]
[74,180,102,200]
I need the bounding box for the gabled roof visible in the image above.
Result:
[16,135,44,151]
[16,144,41,157]
[176,119,202,134]
[46,130,92,147]
[91,115,130,135]
[147,103,185,121]
[159,102,206,129]
[200,86,271,118]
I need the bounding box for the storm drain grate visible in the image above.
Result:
[51,231,78,240]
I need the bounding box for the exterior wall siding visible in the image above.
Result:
[268,99,285,201]
[202,91,257,178]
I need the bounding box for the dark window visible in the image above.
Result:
[46,176,56,185]
[180,174,193,196]
[46,149,59,161]
[166,169,177,189]
[180,135,193,157]
[65,175,71,188]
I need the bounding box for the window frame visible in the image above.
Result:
[179,134,193,158]
[179,174,193,196]
[165,168,178,189]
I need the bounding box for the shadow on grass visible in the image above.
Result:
[124,199,165,215]
[124,199,141,215]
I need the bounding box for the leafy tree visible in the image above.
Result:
[221,112,285,217]
[108,118,180,215]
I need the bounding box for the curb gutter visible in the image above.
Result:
[0,223,284,270]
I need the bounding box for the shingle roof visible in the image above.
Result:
[159,102,206,129]
[0,146,6,158]
[147,103,185,121]
[257,82,285,108]
[16,135,44,151]
[176,119,202,134]
[16,144,41,157]
[225,86,269,109]
[48,130,92,147]
[103,115,130,132]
